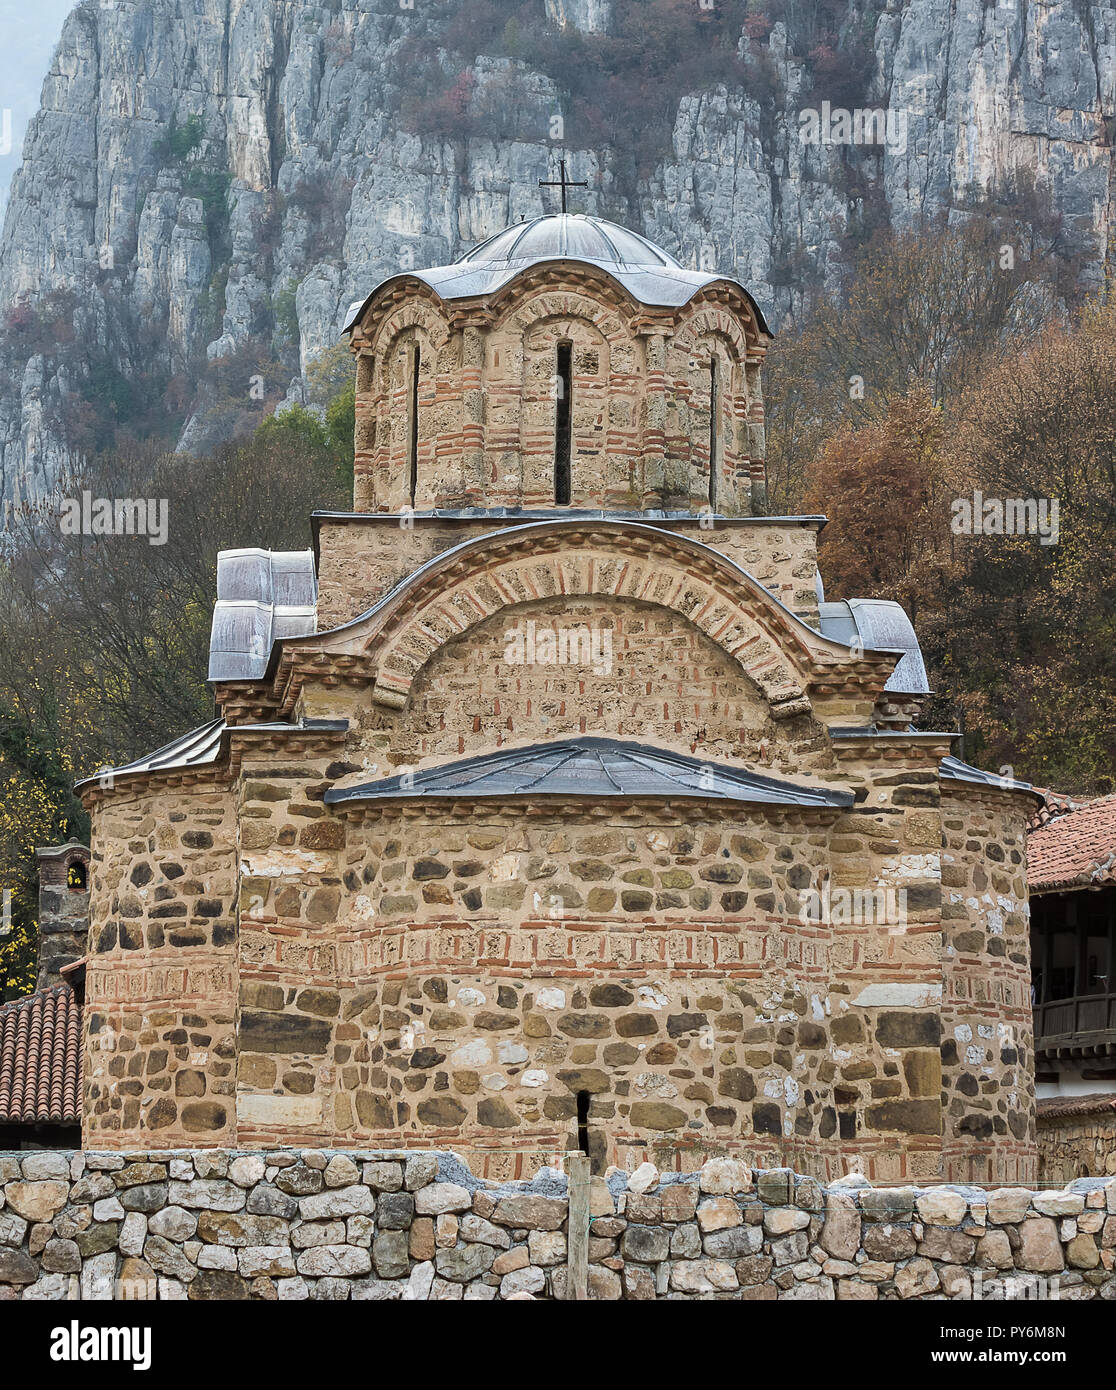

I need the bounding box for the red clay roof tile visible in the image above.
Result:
[1036,1092,1116,1120]
[0,986,82,1125]
[1027,794,1116,893]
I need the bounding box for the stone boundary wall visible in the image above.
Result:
[1038,1115,1116,1187]
[0,1149,1113,1301]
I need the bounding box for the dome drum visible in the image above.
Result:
[346,215,770,517]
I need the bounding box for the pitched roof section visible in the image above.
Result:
[74,719,350,792]
[0,986,82,1126]
[1036,1091,1116,1121]
[1028,795,1116,893]
[325,737,854,811]
[344,213,772,332]
[86,718,228,784]
[940,755,1039,800]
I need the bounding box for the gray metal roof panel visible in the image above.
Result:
[343,214,771,332]
[819,598,929,695]
[940,754,1039,798]
[324,737,854,809]
[76,718,227,789]
[458,215,682,269]
[74,719,350,791]
[209,548,317,682]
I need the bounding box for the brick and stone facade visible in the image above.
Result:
[34,843,90,992]
[1,1150,1113,1302]
[78,214,1041,1183]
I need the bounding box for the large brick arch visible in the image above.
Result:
[337,521,831,716]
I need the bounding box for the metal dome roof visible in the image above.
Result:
[457,214,683,270]
[344,213,771,332]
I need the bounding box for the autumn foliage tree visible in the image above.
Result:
[928,299,1116,792]
[765,221,1056,512]
[0,408,349,997]
[803,390,946,616]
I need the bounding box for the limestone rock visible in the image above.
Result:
[1017,1217,1065,1273]
[916,1190,967,1226]
[987,1188,1033,1224]
[669,1257,738,1293]
[819,1193,860,1261]
[698,1158,751,1195]
[4,1182,69,1223]
[627,1162,659,1195]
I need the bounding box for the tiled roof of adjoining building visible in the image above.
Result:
[0,986,82,1125]
[1036,1092,1116,1121]
[1027,794,1116,893]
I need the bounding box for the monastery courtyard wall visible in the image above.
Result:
[0,1149,1110,1301]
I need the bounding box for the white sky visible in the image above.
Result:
[0,0,78,217]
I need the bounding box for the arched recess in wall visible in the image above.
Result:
[366,299,451,511]
[489,280,636,508]
[351,522,821,715]
[672,303,752,515]
[395,590,784,767]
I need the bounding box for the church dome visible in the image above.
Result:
[456,213,682,271]
[345,212,770,327]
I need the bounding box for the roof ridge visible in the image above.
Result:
[0,982,72,1015]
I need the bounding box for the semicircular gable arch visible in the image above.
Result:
[486,262,646,340]
[306,521,847,718]
[682,282,769,356]
[369,298,452,357]
[674,302,752,363]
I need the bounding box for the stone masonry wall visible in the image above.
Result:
[939,789,1035,1182]
[84,787,239,1147]
[1039,1117,1116,1186]
[0,1149,1112,1302]
[313,518,822,633]
[234,779,954,1180]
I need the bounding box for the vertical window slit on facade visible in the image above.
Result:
[408,343,421,507]
[708,356,719,513]
[555,340,572,505]
[576,1089,591,1156]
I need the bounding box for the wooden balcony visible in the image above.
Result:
[1035,991,1116,1057]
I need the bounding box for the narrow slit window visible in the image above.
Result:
[408,344,421,507]
[576,1090,591,1157]
[708,356,719,513]
[555,341,572,505]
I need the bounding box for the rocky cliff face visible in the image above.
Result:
[0,0,1113,504]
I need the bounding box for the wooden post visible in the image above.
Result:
[567,1151,591,1301]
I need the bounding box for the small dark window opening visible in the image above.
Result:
[408,344,421,507]
[555,341,572,505]
[576,1090,591,1156]
[67,861,87,892]
[708,356,719,513]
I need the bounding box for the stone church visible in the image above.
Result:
[77,211,1041,1184]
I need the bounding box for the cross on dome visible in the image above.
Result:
[538,157,588,213]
